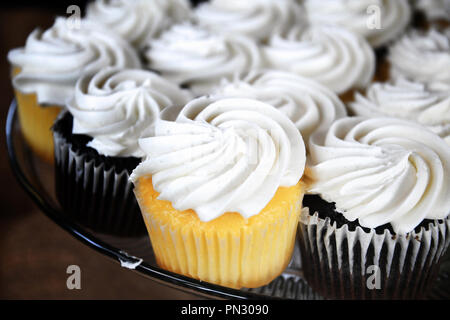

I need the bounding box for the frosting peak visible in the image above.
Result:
[8,17,141,106]
[194,0,305,42]
[304,0,411,48]
[263,24,375,94]
[86,0,192,49]
[388,28,450,92]
[145,23,262,96]
[350,78,450,145]
[67,67,192,158]
[212,69,347,143]
[131,97,306,221]
[308,117,450,234]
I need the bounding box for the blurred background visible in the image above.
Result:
[0,0,200,300]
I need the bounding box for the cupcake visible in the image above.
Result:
[304,0,412,49]
[131,97,307,289]
[144,23,263,96]
[194,0,305,42]
[7,17,141,163]
[387,27,450,92]
[212,69,347,144]
[262,24,376,102]
[350,78,450,145]
[85,0,193,50]
[299,117,450,299]
[53,67,192,236]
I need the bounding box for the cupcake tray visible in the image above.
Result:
[6,99,450,300]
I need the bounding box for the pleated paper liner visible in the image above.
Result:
[298,208,450,300]
[53,112,146,237]
[134,176,304,289]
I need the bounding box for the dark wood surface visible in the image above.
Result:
[0,8,199,300]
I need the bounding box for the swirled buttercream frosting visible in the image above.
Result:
[7,17,141,106]
[86,0,192,49]
[131,97,306,221]
[262,24,375,94]
[388,28,450,92]
[67,68,192,158]
[194,0,305,42]
[304,0,411,48]
[213,69,347,143]
[308,117,450,234]
[145,23,263,96]
[350,78,450,145]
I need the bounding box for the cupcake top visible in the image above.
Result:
[131,97,306,221]
[194,0,305,42]
[350,78,450,145]
[212,69,347,143]
[145,23,262,96]
[262,24,375,94]
[414,0,450,22]
[8,17,141,106]
[86,0,192,49]
[307,117,450,234]
[304,0,411,48]
[388,28,450,92]
[67,67,192,158]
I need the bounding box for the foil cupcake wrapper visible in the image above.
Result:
[53,121,146,237]
[298,208,450,299]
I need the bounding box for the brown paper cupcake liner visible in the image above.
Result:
[298,208,450,299]
[53,113,146,237]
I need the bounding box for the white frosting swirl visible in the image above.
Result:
[131,97,306,221]
[308,117,450,234]
[7,17,141,106]
[414,0,450,22]
[67,68,192,158]
[145,23,262,96]
[86,0,192,49]
[194,0,305,42]
[263,24,375,94]
[388,28,450,92]
[350,78,450,145]
[304,0,411,48]
[213,69,347,143]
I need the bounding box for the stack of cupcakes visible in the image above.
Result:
[7,0,450,297]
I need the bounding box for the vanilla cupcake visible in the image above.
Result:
[304,0,411,48]
[350,78,450,145]
[131,97,307,288]
[262,24,375,102]
[53,67,191,236]
[144,23,262,96]
[212,69,347,144]
[7,17,141,163]
[86,0,193,50]
[194,0,305,42]
[388,28,450,92]
[299,117,450,299]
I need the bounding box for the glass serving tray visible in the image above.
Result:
[6,100,450,300]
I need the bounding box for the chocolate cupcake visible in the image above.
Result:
[299,117,450,299]
[53,67,192,236]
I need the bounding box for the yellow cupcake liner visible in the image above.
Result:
[135,176,304,289]
[12,67,62,163]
